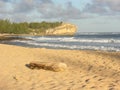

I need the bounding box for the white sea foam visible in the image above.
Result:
[25,37,120,43]
[61,38,120,43]
[12,40,120,52]
[12,33,120,52]
[76,32,120,35]
[26,37,62,41]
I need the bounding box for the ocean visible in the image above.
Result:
[1,32,120,52]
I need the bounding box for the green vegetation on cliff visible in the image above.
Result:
[0,19,62,34]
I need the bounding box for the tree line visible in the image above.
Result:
[0,19,62,34]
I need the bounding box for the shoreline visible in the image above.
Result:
[0,42,120,53]
[0,44,120,90]
[0,33,120,52]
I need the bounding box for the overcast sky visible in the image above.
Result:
[0,0,120,32]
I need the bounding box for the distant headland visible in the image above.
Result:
[0,19,77,36]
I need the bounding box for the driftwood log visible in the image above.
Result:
[27,61,67,72]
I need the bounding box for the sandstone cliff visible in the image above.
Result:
[45,23,77,36]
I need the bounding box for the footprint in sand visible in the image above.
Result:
[109,88,115,90]
[49,85,62,90]
[93,75,98,78]
[81,85,86,88]
[90,86,96,89]
[108,83,116,90]
[85,79,90,83]
[98,78,103,81]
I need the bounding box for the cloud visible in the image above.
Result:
[84,3,108,14]
[10,13,30,22]
[84,0,120,15]
[38,0,53,4]
[36,1,84,21]
[0,0,10,14]
[0,0,85,21]
[0,1,6,8]
[98,0,120,12]
[13,0,35,13]
[0,0,12,3]
[1,0,120,22]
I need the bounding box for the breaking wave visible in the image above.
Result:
[3,32,120,52]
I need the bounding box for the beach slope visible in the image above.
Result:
[0,44,120,90]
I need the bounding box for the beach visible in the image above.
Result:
[0,44,120,90]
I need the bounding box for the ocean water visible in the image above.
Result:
[2,32,120,52]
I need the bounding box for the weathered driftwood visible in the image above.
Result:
[28,61,67,72]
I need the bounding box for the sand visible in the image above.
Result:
[0,44,120,90]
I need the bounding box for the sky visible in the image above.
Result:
[0,0,120,32]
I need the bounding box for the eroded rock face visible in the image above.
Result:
[45,23,77,36]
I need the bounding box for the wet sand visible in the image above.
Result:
[0,44,120,90]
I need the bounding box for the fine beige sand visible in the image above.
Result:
[0,44,120,90]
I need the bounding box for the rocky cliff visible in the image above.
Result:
[45,23,77,36]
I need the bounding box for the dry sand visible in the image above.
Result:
[0,44,120,90]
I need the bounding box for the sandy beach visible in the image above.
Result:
[0,44,120,90]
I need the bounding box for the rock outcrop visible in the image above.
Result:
[45,23,77,36]
[27,61,67,72]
